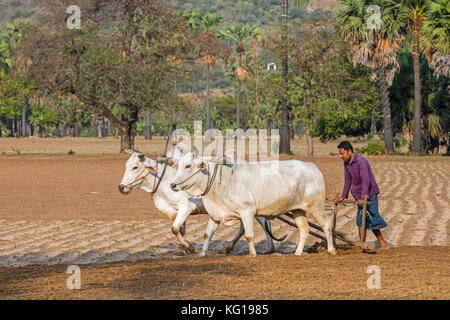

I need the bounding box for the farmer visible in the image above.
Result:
[335,141,390,250]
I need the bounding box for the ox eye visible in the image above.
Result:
[132,166,138,170]
[185,164,191,169]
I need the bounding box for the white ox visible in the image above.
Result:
[118,143,278,255]
[170,152,337,257]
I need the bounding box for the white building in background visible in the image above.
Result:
[266,63,276,71]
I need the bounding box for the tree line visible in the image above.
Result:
[0,0,448,155]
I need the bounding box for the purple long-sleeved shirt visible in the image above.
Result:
[341,153,380,201]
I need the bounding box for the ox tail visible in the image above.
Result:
[264,219,288,242]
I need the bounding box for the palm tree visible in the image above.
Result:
[408,0,428,154]
[0,22,21,72]
[394,0,449,155]
[181,11,223,131]
[336,0,408,154]
[200,13,223,131]
[421,0,449,80]
[0,21,32,137]
[279,0,310,154]
[219,25,261,128]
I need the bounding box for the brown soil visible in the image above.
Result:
[0,137,449,299]
[0,246,448,300]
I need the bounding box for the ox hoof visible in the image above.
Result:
[185,242,196,253]
[199,251,206,257]
[248,252,257,258]
[328,249,337,256]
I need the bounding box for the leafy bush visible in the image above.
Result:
[29,103,58,134]
[356,141,386,155]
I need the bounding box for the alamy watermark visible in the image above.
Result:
[66,265,81,289]
[66,5,81,30]
[171,121,280,173]
[366,265,381,289]
[366,5,381,30]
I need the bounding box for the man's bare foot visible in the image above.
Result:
[378,245,390,251]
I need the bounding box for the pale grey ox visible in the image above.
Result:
[170,152,337,257]
[118,143,279,255]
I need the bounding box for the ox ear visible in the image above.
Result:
[138,153,145,161]
[196,159,205,169]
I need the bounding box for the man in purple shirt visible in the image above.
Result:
[335,141,389,250]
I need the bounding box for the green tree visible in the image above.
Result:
[289,21,335,155]
[25,0,189,152]
[201,13,223,131]
[219,24,261,128]
[393,0,449,154]
[28,102,58,137]
[0,20,33,136]
[407,0,428,154]
[183,11,223,131]
[421,0,449,78]
[279,0,310,154]
[289,20,379,147]
[336,0,408,154]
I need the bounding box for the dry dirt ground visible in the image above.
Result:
[0,136,449,299]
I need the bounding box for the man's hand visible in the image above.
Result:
[356,199,366,205]
[335,196,345,203]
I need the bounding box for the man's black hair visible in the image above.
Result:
[337,141,353,152]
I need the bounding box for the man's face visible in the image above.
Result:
[338,148,353,163]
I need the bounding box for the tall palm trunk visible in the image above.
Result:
[411,13,422,155]
[280,0,290,154]
[236,79,241,127]
[379,74,394,154]
[206,69,211,130]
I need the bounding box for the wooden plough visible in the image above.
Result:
[274,199,375,251]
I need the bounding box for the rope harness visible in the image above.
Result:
[123,159,169,194]
[175,162,219,197]
[124,130,171,194]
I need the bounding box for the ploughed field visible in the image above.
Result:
[0,137,449,299]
